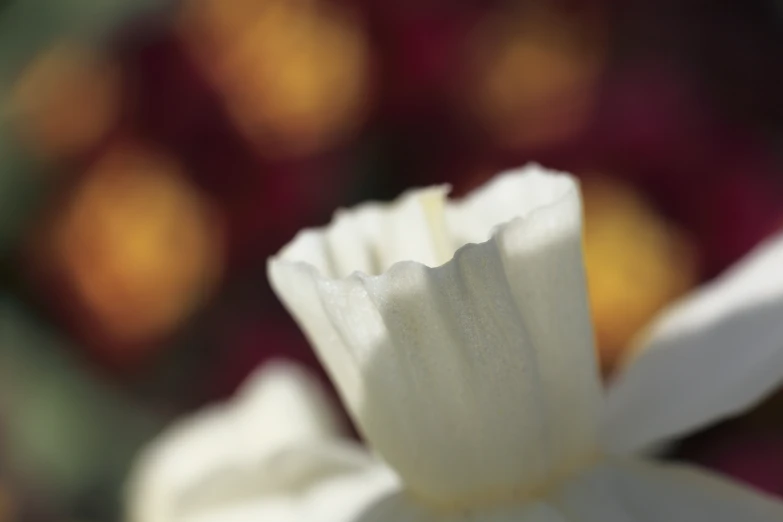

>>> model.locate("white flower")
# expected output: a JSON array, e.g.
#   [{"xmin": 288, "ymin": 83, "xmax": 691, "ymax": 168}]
[{"xmin": 128, "ymin": 165, "xmax": 783, "ymax": 521}]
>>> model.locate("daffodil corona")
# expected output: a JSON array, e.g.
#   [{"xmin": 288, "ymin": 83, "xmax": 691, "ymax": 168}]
[{"xmin": 129, "ymin": 165, "xmax": 783, "ymax": 522}]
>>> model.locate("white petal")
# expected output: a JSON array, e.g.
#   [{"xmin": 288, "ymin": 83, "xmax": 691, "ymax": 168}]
[
  {"xmin": 126, "ymin": 360, "xmax": 346, "ymax": 522},
  {"xmin": 175, "ymin": 457, "xmax": 783, "ymax": 522},
  {"xmin": 180, "ymin": 455, "xmax": 577, "ymax": 522},
  {"xmin": 446, "ymin": 165, "xmax": 583, "ymax": 246},
  {"xmin": 555, "ymin": 459, "xmax": 783, "ymax": 522},
  {"xmin": 268, "ymin": 165, "xmax": 603, "ymax": 507},
  {"xmin": 282, "ymin": 185, "xmax": 453, "ymax": 279},
  {"xmin": 602, "ymin": 231, "xmax": 783, "ymax": 453},
  {"xmin": 183, "ymin": 458, "xmax": 400, "ymax": 522}
]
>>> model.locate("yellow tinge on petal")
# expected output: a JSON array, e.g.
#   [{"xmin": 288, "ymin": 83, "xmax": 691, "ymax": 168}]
[{"xmin": 419, "ymin": 189, "xmax": 453, "ymax": 267}]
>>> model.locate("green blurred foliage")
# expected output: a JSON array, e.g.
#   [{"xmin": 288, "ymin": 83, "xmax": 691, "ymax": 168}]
[{"xmin": 0, "ymin": 297, "xmax": 165, "ymax": 513}]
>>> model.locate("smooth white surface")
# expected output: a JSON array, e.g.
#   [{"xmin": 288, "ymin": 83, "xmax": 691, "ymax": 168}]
[
  {"xmin": 269, "ymin": 166, "xmax": 602, "ymax": 506},
  {"xmin": 126, "ymin": 361, "xmax": 350, "ymax": 522},
  {"xmin": 177, "ymin": 457, "xmax": 783, "ymax": 522},
  {"xmin": 603, "ymin": 230, "xmax": 783, "ymax": 453}
]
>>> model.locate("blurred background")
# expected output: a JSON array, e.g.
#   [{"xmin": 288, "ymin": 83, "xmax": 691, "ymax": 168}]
[{"xmin": 1, "ymin": 0, "xmax": 783, "ymax": 520}]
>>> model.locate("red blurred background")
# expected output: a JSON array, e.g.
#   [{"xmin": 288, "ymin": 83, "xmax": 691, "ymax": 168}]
[{"xmin": 1, "ymin": 1, "xmax": 783, "ymax": 520}]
